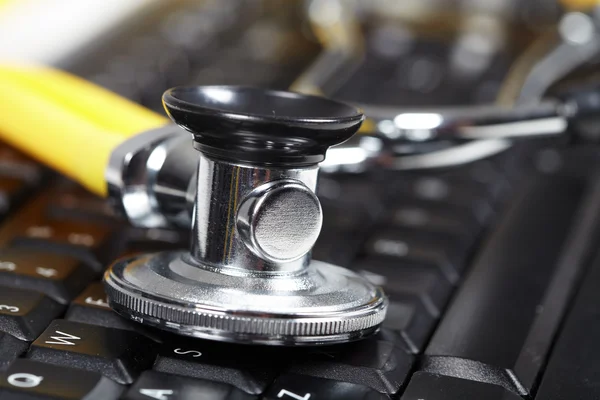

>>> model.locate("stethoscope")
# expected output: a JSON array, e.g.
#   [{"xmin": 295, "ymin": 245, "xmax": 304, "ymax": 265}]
[{"xmin": 1, "ymin": 3, "xmax": 600, "ymax": 347}]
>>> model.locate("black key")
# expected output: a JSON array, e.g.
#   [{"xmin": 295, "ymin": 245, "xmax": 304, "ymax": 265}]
[
  {"xmin": 0, "ymin": 144, "xmax": 44, "ymax": 183},
  {"xmin": 0, "ymin": 249, "xmax": 94, "ymax": 304},
  {"xmin": 27, "ymin": 319, "xmax": 157, "ymax": 384},
  {"xmin": 11, "ymin": 218, "xmax": 116, "ymax": 272},
  {"xmin": 485, "ymin": 140, "xmax": 537, "ymax": 178},
  {"xmin": 66, "ymin": 282, "xmax": 137, "ymax": 331},
  {"xmin": 125, "ymin": 227, "xmax": 190, "ymax": 254},
  {"xmin": 400, "ymin": 372, "xmax": 523, "ymax": 400},
  {"xmin": 388, "ymin": 175, "xmax": 494, "ymax": 224},
  {"xmin": 289, "ymin": 330, "xmax": 413, "ymax": 395},
  {"xmin": 313, "ymin": 203, "xmax": 377, "ymax": 267},
  {"xmin": 320, "ymin": 201, "xmax": 376, "ymax": 233},
  {"xmin": 438, "ymin": 159, "xmax": 512, "ymax": 202},
  {"xmin": 382, "ymin": 300, "xmax": 436, "ymax": 354},
  {"xmin": 47, "ymin": 181, "xmax": 120, "ymax": 224},
  {"xmin": 314, "ymin": 177, "xmax": 384, "ymax": 267},
  {"xmin": 124, "ymin": 371, "xmax": 255, "ymax": 400},
  {"xmin": 0, "ymin": 332, "xmax": 27, "ymax": 371},
  {"xmin": 364, "ymin": 229, "xmax": 466, "ymax": 284},
  {"xmin": 153, "ymin": 336, "xmax": 280, "ymax": 395},
  {"xmin": 0, "ymin": 176, "xmax": 33, "ymax": 216},
  {"xmin": 317, "ymin": 176, "xmax": 385, "ymax": 214},
  {"xmin": 0, "ymin": 286, "xmax": 64, "ymax": 341},
  {"xmin": 264, "ymin": 373, "xmax": 389, "ymax": 400},
  {"xmin": 312, "ymin": 229, "xmax": 363, "ymax": 268},
  {"xmin": 14, "ymin": 219, "xmax": 113, "ymax": 250},
  {"xmin": 385, "ymin": 202, "xmax": 480, "ymax": 245},
  {"xmin": 536, "ymin": 248, "xmax": 600, "ymax": 399},
  {"xmin": 422, "ymin": 174, "xmax": 587, "ymax": 395},
  {"xmin": 352, "ymin": 258, "xmax": 452, "ymax": 317},
  {"xmin": 0, "ymin": 359, "xmax": 123, "ymax": 399}
]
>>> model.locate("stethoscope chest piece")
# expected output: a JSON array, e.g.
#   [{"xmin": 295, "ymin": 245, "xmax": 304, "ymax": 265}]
[{"xmin": 103, "ymin": 85, "xmax": 388, "ymax": 346}]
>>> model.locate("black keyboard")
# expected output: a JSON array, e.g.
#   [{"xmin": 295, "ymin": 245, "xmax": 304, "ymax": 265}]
[
  {"xmin": 0, "ymin": 136, "xmax": 599, "ymax": 399},
  {"xmin": 3, "ymin": 2, "xmax": 599, "ymax": 399}
]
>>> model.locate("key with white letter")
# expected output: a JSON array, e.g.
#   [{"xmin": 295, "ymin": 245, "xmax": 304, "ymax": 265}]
[
  {"xmin": 0, "ymin": 249, "xmax": 93, "ymax": 304},
  {"xmin": 123, "ymin": 371, "xmax": 255, "ymax": 400},
  {"xmin": 263, "ymin": 374, "xmax": 389, "ymax": 399},
  {"xmin": 0, "ymin": 359, "xmax": 123, "ymax": 399},
  {"xmin": 65, "ymin": 282, "xmax": 138, "ymax": 332},
  {"xmin": 0, "ymin": 286, "xmax": 63, "ymax": 341},
  {"xmin": 28, "ymin": 320, "xmax": 158, "ymax": 384},
  {"xmin": 153, "ymin": 337, "xmax": 282, "ymax": 395}
]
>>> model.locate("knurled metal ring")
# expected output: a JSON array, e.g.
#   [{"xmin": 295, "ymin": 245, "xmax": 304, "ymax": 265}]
[{"xmin": 103, "ymin": 251, "xmax": 388, "ymax": 346}]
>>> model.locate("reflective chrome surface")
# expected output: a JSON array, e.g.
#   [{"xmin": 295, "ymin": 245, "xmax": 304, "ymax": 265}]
[
  {"xmin": 236, "ymin": 179, "xmax": 322, "ymax": 264},
  {"xmin": 191, "ymin": 155, "xmax": 320, "ymax": 274},
  {"xmin": 359, "ymin": 99, "xmax": 570, "ymax": 142},
  {"xmin": 104, "ymin": 251, "xmax": 387, "ymax": 346},
  {"xmin": 104, "ymin": 105, "xmax": 388, "ymax": 345},
  {"xmin": 106, "ymin": 124, "xmax": 197, "ymax": 229}
]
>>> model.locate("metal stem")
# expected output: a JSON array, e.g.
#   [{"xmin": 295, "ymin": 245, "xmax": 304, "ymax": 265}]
[{"xmin": 190, "ymin": 154, "xmax": 319, "ymax": 275}]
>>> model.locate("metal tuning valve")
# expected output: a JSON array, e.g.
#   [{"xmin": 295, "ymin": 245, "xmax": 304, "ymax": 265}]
[{"xmin": 103, "ymin": 86, "xmax": 388, "ymax": 346}]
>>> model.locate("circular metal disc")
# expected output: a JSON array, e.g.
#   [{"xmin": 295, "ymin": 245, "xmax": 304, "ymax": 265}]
[
  {"xmin": 236, "ymin": 179, "xmax": 323, "ymax": 263},
  {"xmin": 103, "ymin": 251, "xmax": 388, "ymax": 346}
]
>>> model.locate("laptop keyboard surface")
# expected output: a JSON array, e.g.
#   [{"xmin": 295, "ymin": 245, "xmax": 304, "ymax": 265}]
[{"xmin": 0, "ymin": 139, "xmax": 598, "ymax": 399}]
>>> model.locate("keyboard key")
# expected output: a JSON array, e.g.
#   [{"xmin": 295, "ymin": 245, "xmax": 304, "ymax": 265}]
[
  {"xmin": 65, "ymin": 282, "xmax": 137, "ymax": 331},
  {"xmin": 124, "ymin": 371, "xmax": 255, "ymax": 400},
  {"xmin": 388, "ymin": 176, "xmax": 494, "ymax": 224},
  {"xmin": 11, "ymin": 219, "xmax": 116, "ymax": 272},
  {"xmin": 317, "ymin": 176, "xmax": 385, "ymax": 215},
  {"xmin": 0, "ymin": 286, "xmax": 64, "ymax": 341},
  {"xmin": 0, "ymin": 249, "xmax": 94, "ymax": 304},
  {"xmin": 0, "ymin": 332, "xmax": 27, "ymax": 371},
  {"xmin": 314, "ymin": 178, "xmax": 384, "ymax": 267},
  {"xmin": 264, "ymin": 373, "xmax": 389, "ymax": 400},
  {"xmin": 0, "ymin": 359, "xmax": 123, "ymax": 399},
  {"xmin": 382, "ymin": 300, "xmax": 436, "ymax": 354},
  {"xmin": 0, "ymin": 176, "xmax": 34, "ymax": 216},
  {"xmin": 400, "ymin": 372, "xmax": 523, "ymax": 400},
  {"xmin": 15, "ymin": 219, "xmax": 113, "ymax": 250},
  {"xmin": 313, "ymin": 200, "xmax": 379, "ymax": 267},
  {"xmin": 0, "ymin": 145, "xmax": 44, "ymax": 183},
  {"xmin": 423, "ymin": 175, "xmax": 586, "ymax": 395},
  {"xmin": 488, "ymin": 141, "xmax": 532, "ymax": 179},
  {"xmin": 289, "ymin": 330, "xmax": 413, "ymax": 395},
  {"xmin": 46, "ymin": 181, "xmax": 120, "ymax": 224},
  {"xmin": 321, "ymin": 204, "xmax": 373, "ymax": 232},
  {"xmin": 364, "ymin": 229, "xmax": 466, "ymax": 284},
  {"xmin": 125, "ymin": 227, "xmax": 190, "ymax": 254},
  {"xmin": 438, "ymin": 160, "xmax": 512, "ymax": 201},
  {"xmin": 312, "ymin": 229, "xmax": 363, "ymax": 268},
  {"xmin": 28, "ymin": 319, "xmax": 158, "ymax": 384},
  {"xmin": 385, "ymin": 202, "xmax": 480, "ymax": 244},
  {"xmin": 0, "ymin": 189, "xmax": 120, "ymax": 271},
  {"xmin": 153, "ymin": 336, "xmax": 280, "ymax": 395},
  {"xmin": 536, "ymin": 246, "xmax": 600, "ymax": 399},
  {"xmin": 352, "ymin": 258, "xmax": 452, "ymax": 317}
]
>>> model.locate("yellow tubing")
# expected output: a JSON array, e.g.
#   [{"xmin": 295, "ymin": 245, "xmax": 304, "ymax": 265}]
[
  {"xmin": 0, "ymin": 76, "xmax": 124, "ymax": 197},
  {"xmin": 0, "ymin": 65, "xmax": 167, "ymax": 137},
  {"xmin": 559, "ymin": 0, "xmax": 600, "ymax": 9}
]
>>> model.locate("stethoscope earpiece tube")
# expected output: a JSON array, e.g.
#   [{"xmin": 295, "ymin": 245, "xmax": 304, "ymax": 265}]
[{"xmin": 0, "ymin": 65, "xmax": 168, "ymax": 198}]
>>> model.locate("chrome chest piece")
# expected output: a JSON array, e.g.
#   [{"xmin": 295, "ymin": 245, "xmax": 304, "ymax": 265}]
[{"xmin": 103, "ymin": 86, "xmax": 388, "ymax": 346}]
